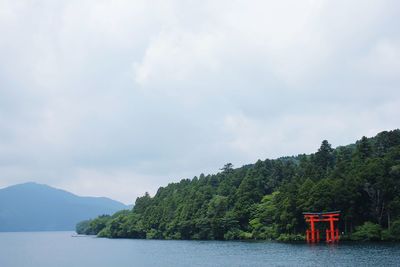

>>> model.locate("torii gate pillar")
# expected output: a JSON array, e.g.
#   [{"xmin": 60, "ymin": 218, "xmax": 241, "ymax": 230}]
[{"xmin": 303, "ymin": 211, "xmax": 340, "ymax": 243}]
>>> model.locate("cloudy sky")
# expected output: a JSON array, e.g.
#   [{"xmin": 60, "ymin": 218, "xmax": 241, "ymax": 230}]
[{"xmin": 0, "ymin": 0, "xmax": 399, "ymax": 204}]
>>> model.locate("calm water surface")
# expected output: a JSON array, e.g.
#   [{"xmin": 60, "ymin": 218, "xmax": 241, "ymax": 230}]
[{"xmin": 0, "ymin": 231, "xmax": 399, "ymax": 266}]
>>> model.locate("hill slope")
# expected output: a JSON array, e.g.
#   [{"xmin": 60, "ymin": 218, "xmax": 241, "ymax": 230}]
[
  {"xmin": 0, "ymin": 182, "xmax": 128, "ymax": 231},
  {"xmin": 78, "ymin": 129, "xmax": 400, "ymax": 241}
]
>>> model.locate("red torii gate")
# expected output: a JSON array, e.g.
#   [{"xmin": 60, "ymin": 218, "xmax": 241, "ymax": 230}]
[{"xmin": 303, "ymin": 211, "xmax": 340, "ymax": 243}]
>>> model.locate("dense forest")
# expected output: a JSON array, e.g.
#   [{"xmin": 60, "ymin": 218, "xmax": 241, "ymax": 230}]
[{"xmin": 77, "ymin": 130, "xmax": 400, "ymax": 241}]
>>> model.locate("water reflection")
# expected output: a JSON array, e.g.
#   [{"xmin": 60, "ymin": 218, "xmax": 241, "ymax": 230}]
[{"xmin": 0, "ymin": 232, "xmax": 399, "ymax": 267}]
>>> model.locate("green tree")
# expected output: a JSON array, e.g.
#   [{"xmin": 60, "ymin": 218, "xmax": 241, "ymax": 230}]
[
  {"xmin": 315, "ymin": 140, "xmax": 334, "ymax": 172},
  {"xmin": 75, "ymin": 129, "xmax": 400, "ymax": 242}
]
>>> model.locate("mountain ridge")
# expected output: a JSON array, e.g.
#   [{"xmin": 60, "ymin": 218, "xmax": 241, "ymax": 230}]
[
  {"xmin": 0, "ymin": 182, "xmax": 129, "ymax": 232},
  {"xmin": 77, "ymin": 129, "xmax": 400, "ymax": 241}
]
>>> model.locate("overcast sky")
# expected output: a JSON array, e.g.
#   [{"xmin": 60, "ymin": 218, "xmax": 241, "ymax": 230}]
[{"xmin": 0, "ymin": 0, "xmax": 399, "ymax": 204}]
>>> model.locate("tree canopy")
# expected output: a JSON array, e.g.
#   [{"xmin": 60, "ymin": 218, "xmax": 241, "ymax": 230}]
[{"xmin": 77, "ymin": 129, "xmax": 400, "ymax": 241}]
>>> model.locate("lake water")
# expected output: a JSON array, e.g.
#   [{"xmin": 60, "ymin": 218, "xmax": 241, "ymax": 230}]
[{"xmin": 0, "ymin": 232, "xmax": 399, "ymax": 267}]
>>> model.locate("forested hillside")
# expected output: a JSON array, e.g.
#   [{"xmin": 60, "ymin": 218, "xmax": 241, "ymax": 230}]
[{"xmin": 77, "ymin": 130, "xmax": 400, "ymax": 241}]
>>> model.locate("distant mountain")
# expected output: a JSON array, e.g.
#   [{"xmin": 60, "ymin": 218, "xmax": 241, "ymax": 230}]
[{"xmin": 0, "ymin": 182, "xmax": 129, "ymax": 232}]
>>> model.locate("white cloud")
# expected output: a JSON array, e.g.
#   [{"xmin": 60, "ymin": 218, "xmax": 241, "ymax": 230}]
[
  {"xmin": 356, "ymin": 39, "xmax": 400, "ymax": 78},
  {"xmin": 223, "ymin": 98, "xmax": 400, "ymax": 161},
  {"xmin": 133, "ymin": 30, "xmax": 222, "ymax": 86},
  {"xmin": 0, "ymin": 0, "xmax": 399, "ymax": 203},
  {"xmin": 58, "ymin": 168, "xmax": 165, "ymax": 204}
]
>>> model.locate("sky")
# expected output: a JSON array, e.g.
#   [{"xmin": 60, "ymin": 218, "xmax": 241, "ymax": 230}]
[{"xmin": 0, "ymin": 0, "xmax": 399, "ymax": 204}]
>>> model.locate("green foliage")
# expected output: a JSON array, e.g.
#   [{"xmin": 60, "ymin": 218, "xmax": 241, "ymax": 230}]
[
  {"xmin": 89, "ymin": 215, "xmax": 111, "ymax": 235},
  {"xmin": 351, "ymin": 222, "xmax": 382, "ymax": 241},
  {"xmin": 76, "ymin": 129, "xmax": 400, "ymax": 242},
  {"xmin": 75, "ymin": 215, "xmax": 112, "ymax": 235},
  {"xmin": 390, "ymin": 219, "xmax": 400, "ymax": 238},
  {"xmin": 76, "ymin": 220, "xmax": 92, "ymax": 235},
  {"xmin": 382, "ymin": 219, "xmax": 400, "ymax": 241},
  {"xmin": 276, "ymin": 233, "xmax": 305, "ymax": 242}
]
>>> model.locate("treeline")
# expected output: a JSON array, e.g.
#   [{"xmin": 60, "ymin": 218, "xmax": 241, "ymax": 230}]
[{"xmin": 77, "ymin": 130, "xmax": 400, "ymax": 241}]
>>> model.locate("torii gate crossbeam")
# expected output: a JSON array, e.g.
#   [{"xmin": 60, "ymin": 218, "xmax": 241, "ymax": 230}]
[{"xmin": 303, "ymin": 211, "xmax": 340, "ymax": 243}]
